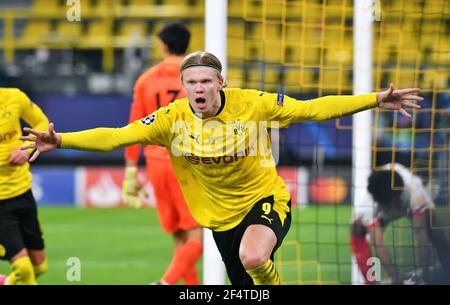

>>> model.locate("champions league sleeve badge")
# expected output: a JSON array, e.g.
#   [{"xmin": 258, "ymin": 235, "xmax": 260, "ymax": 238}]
[{"xmin": 141, "ymin": 113, "xmax": 156, "ymax": 126}]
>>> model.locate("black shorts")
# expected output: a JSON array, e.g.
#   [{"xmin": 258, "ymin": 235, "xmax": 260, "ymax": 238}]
[
  {"xmin": 212, "ymin": 195, "xmax": 292, "ymax": 285},
  {"xmin": 0, "ymin": 189, "xmax": 45, "ymax": 261}
]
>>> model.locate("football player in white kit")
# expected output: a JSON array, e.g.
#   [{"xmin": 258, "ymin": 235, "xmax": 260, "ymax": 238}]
[{"xmin": 350, "ymin": 163, "xmax": 450, "ymax": 284}]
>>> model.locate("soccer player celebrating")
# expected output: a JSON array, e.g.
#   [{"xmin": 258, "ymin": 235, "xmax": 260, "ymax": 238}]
[
  {"xmin": 350, "ymin": 163, "xmax": 450, "ymax": 285},
  {"xmin": 0, "ymin": 88, "xmax": 49, "ymax": 285},
  {"xmin": 20, "ymin": 51, "xmax": 422, "ymax": 285},
  {"xmin": 122, "ymin": 22, "xmax": 203, "ymax": 285}
]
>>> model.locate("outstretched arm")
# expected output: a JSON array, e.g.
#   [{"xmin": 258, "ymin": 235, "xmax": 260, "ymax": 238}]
[
  {"xmin": 20, "ymin": 119, "xmax": 159, "ymax": 162},
  {"xmin": 262, "ymin": 84, "xmax": 423, "ymax": 125}
]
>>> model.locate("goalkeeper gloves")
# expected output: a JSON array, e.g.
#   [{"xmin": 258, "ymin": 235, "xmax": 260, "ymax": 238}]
[{"xmin": 122, "ymin": 166, "xmax": 147, "ymax": 209}]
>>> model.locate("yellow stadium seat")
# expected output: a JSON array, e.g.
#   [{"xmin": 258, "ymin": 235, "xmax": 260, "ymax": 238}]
[
  {"xmin": 128, "ymin": 0, "xmax": 152, "ymax": 6},
  {"xmin": 421, "ymin": 70, "xmax": 449, "ymax": 90},
  {"xmin": 31, "ymin": 0, "xmax": 67, "ymax": 16},
  {"xmin": 286, "ymin": 1, "xmax": 303, "ymax": 19},
  {"xmin": 263, "ymin": 41, "xmax": 283, "ymax": 63},
  {"xmin": 325, "ymin": 48, "xmax": 352, "ymax": 65},
  {"xmin": 228, "ymin": 0, "xmax": 243, "ymax": 17},
  {"xmin": 227, "ymin": 38, "xmax": 245, "ymax": 60},
  {"xmin": 245, "ymin": 41, "xmax": 263, "ymax": 61},
  {"xmin": 80, "ymin": 21, "xmax": 112, "ymax": 48},
  {"xmin": 187, "ymin": 22, "xmax": 204, "ymax": 52},
  {"xmin": 243, "ymin": 0, "xmax": 263, "ymax": 21},
  {"xmin": 56, "ymin": 22, "xmax": 83, "ymax": 37},
  {"xmin": 300, "ymin": 46, "xmax": 320, "ymax": 65},
  {"xmin": 226, "ymin": 67, "xmax": 244, "ymax": 88},
  {"xmin": 320, "ymin": 68, "xmax": 351, "ymax": 91},
  {"xmin": 32, "ymin": 0, "xmax": 60, "ymax": 11},
  {"xmin": 285, "ymin": 68, "xmax": 316, "ymax": 91},
  {"xmin": 264, "ymin": 69, "xmax": 280, "ymax": 91},
  {"xmin": 162, "ymin": 0, "xmax": 190, "ymax": 5},
  {"xmin": 116, "ymin": 22, "xmax": 148, "ymax": 48},
  {"xmin": 228, "ymin": 22, "xmax": 245, "ymax": 39},
  {"xmin": 284, "ymin": 45, "xmax": 300, "ymax": 65},
  {"xmin": 264, "ymin": 1, "xmax": 283, "ymax": 19},
  {"xmin": 17, "ymin": 21, "xmax": 51, "ymax": 48}
]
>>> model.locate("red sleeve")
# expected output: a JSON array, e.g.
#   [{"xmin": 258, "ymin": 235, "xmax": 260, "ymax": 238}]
[
  {"xmin": 365, "ymin": 218, "xmax": 381, "ymax": 229},
  {"xmin": 124, "ymin": 75, "xmax": 152, "ymax": 162}
]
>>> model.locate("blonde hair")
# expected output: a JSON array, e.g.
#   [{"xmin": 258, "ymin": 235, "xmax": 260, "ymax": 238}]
[{"xmin": 180, "ymin": 51, "xmax": 227, "ymax": 86}]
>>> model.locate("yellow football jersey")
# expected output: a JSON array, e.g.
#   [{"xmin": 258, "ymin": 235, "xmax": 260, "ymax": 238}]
[
  {"xmin": 0, "ymin": 88, "xmax": 49, "ymax": 200},
  {"xmin": 62, "ymin": 88, "xmax": 377, "ymax": 230}
]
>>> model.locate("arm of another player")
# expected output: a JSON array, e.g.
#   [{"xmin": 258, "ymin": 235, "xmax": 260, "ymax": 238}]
[
  {"xmin": 10, "ymin": 92, "xmax": 50, "ymax": 165},
  {"xmin": 368, "ymin": 224, "xmax": 402, "ymax": 284},
  {"xmin": 411, "ymin": 212, "xmax": 431, "ymax": 282}
]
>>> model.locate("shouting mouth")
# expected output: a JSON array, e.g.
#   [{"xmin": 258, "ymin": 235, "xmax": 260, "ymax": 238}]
[{"xmin": 195, "ymin": 98, "xmax": 206, "ymax": 110}]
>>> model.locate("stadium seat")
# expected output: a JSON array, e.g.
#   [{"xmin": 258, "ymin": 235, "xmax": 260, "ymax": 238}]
[
  {"xmin": 320, "ymin": 68, "xmax": 351, "ymax": 91},
  {"xmin": 56, "ymin": 22, "xmax": 83, "ymax": 38},
  {"xmin": 128, "ymin": 0, "xmax": 153, "ymax": 5},
  {"xmin": 227, "ymin": 38, "xmax": 245, "ymax": 60},
  {"xmin": 17, "ymin": 21, "xmax": 51, "ymax": 48},
  {"xmin": 263, "ymin": 41, "xmax": 283, "ymax": 63},
  {"xmin": 242, "ymin": 0, "xmax": 263, "ymax": 21},
  {"xmin": 79, "ymin": 21, "xmax": 112, "ymax": 48},
  {"xmin": 226, "ymin": 67, "xmax": 244, "ymax": 88},
  {"xmin": 263, "ymin": 69, "xmax": 280, "ymax": 91},
  {"xmin": 116, "ymin": 21, "xmax": 148, "ymax": 47},
  {"xmin": 31, "ymin": 0, "xmax": 61, "ymax": 14},
  {"xmin": 51, "ymin": 21, "xmax": 83, "ymax": 47},
  {"xmin": 228, "ymin": 22, "xmax": 245, "ymax": 39},
  {"xmin": 285, "ymin": 68, "xmax": 316, "ymax": 92},
  {"xmin": 186, "ymin": 21, "xmax": 204, "ymax": 52},
  {"xmin": 228, "ymin": 0, "xmax": 243, "ymax": 17}
]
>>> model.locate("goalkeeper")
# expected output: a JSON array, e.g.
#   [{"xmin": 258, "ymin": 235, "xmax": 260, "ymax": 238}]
[
  {"xmin": 350, "ymin": 163, "xmax": 450, "ymax": 284},
  {"xmin": 122, "ymin": 22, "xmax": 202, "ymax": 285},
  {"xmin": 20, "ymin": 51, "xmax": 422, "ymax": 285}
]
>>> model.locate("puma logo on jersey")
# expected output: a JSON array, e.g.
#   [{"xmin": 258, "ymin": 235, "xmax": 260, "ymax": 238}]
[{"xmin": 261, "ymin": 215, "xmax": 273, "ymax": 224}]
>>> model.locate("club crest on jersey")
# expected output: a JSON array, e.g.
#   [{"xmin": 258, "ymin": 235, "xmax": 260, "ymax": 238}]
[
  {"xmin": 233, "ymin": 121, "xmax": 245, "ymax": 136},
  {"xmin": 141, "ymin": 114, "xmax": 156, "ymax": 126}
]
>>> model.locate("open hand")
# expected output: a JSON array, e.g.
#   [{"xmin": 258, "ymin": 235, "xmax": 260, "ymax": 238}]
[
  {"xmin": 376, "ymin": 84, "xmax": 423, "ymax": 118},
  {"xmin": 20, "ymin": 123, "xmax": 61, "ymax": 162}
]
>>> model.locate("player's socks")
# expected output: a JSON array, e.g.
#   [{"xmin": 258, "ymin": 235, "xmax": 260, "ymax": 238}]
[
  {"xmin": 33, "ymin": 258, "xmax": 48, "ymax": 278},
  {"xmin": 162, "ymin": 239, "xmax": 202, "ymax": 285},
  {"xmin": 8, "ymin": 256, "xmax": 37, "ymax": 285},
  {"xmin": 182, "ymin": 265, "xmax": 199, "ymax": 285},
  {"xmin": 350, "ymin": 235, "xmax": 375, "ymax": 284},
  {"xmin": 246, "ymin": 259, "xmax": 280, "ymax": 285}
]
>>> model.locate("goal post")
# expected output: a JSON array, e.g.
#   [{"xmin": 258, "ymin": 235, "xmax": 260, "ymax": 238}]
[
  {"xmin": 202, "ymin": 0, "xmax": 228, "ymax": 285},
  {"xmin": 351, "ymin": 0, "xmax": 374, "ymax": 285}
]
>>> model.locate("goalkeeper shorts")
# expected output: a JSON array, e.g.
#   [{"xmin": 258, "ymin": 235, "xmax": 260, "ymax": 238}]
[{"xmin": 146, "ymin": 158, "xmax": 199, "ymax": 233}]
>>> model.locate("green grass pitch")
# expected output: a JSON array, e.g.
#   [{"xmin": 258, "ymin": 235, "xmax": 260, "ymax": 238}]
[{"xmin": 4, "ymin": 205, "xmax": 436, "ymax": 284}]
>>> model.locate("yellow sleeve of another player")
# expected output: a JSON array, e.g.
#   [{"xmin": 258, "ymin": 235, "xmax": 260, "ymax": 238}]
[
  {"xmin": 61, "ymin": 107, "xmax": 172, "ymax": 152},
  {"xmin": 18, "ymin": 90, "xmax": 49, "ymax": 132},
  {"xmin": 254, "ymin": 90, "xmax": 377, "ymax": 127},
  {"xmin": 18, "ymin": 90, "xmax": 49, "ymax": 153}
]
